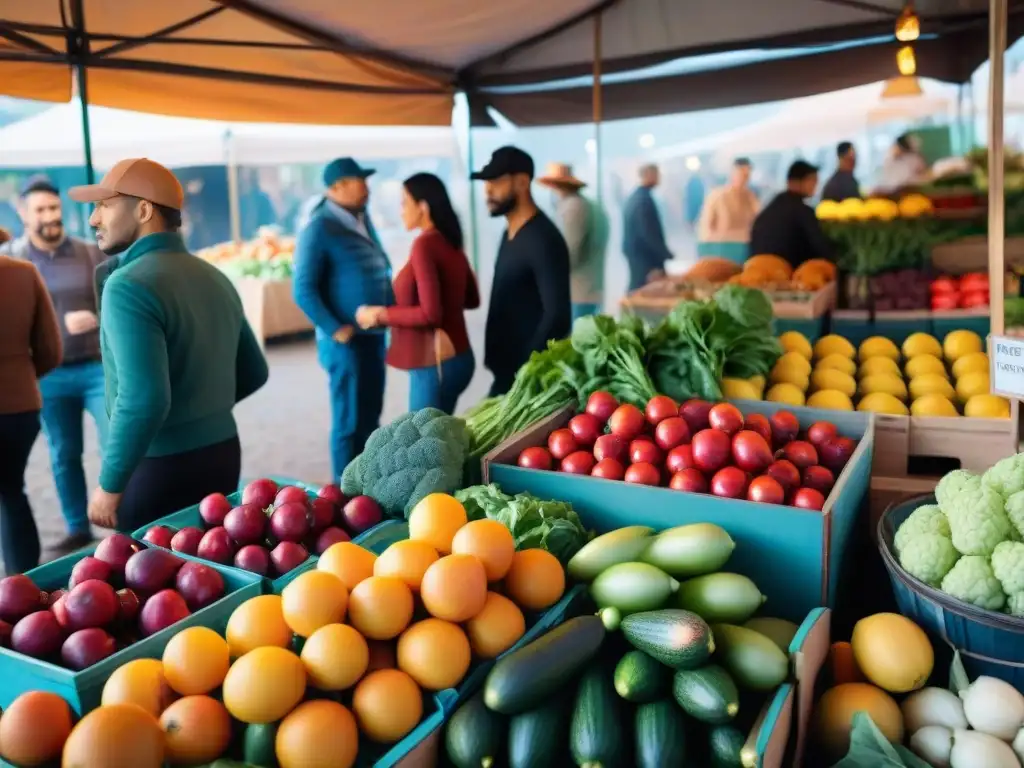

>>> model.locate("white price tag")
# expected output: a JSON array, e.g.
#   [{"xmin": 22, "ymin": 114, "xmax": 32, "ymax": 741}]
[{"xmin": 990, "ymin": 335, "xmax": 1024, "ymax": 399}]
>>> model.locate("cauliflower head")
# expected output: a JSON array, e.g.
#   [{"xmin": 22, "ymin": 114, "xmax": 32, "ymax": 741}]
[
  {"xmin": 898, "ymin": 533, "xmax": 959, "ymax": 587},
  {"xmin": 940, "ymin": 555, "xmax": 1007, "ymax": 611},
  {"xmin": 1007, "ymin": 592, "xmax": 1024, "ymax": 618},
  {"xmin": 1004, "ymin": 490, "xmax": 1024, "ymax": 540},
  {"xmin": 942, "ymin": 484, "xmax": 1013, "ymax": 557},
  {"xmin": 935, "ymin": 469, "xmax": 980, "ymax": 509},
  {"xmin": 982, "ymin": 453, "xmax": 1024, "ymax": 499},
  {"xmin": 894, "ymin": 504, "xmax": 950, "ymax": 554},
  {"xmin": 991, "ymin": 540, "xmax": 1024, "ymax": 595}
]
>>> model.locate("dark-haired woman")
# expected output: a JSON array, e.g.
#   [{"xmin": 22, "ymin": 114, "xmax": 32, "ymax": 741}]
[{"xmin": 356, "ymin": 173, "xmax": 479, "ymax": 414}]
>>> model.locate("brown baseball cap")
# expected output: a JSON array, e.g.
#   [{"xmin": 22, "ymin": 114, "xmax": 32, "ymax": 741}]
[{"xmin": 69, "ymin": 158, "xmax": 184, "ymax": 210}]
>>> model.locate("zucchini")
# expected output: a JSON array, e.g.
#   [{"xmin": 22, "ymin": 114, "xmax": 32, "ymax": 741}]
[
  {"xmin": 635, "ymin": 699, "xmax": 688, "ymax": 767},
  {"xmin": 445, "ymin": 692, "xmax": 506, "ymax": 768},
  {"xmin": 613, "ymin": 650, "xmax": 668, "ymax": 703},
  {"xmin": 675, "ymin": 573, "xmax": 766, "ymax": 624},
  {"xmin": 570, "ymin": 663, "xmax": 626, "ymax": 768},
  {"xmin": 508, "ymin": 695, "xmax": 568, "ymax": 768},
  {"xmin": 590, "ymin": 562, "xmax": 679, "ymax": 615},
  {"xmin": 484, "ymin": 615, "xmax": 605, "ymax": 715},
  {"xmin": 708, "ymin": 724, "xmax": 746, "ymax": 767},
  {"xmin": 620, "ymin": 609, "xmax": 714, "ymax": 670},
  {"xmin": 567, "ymin": 526, "xmax": 655, "ymax": 582},
  {"xmin": 242, "ymin": 722, "xmax": 277, "ymax": 767},
  {"xmin": 672, "ymin": 665, "xmax": 740, "ymax": 724},
  {"xmin": 743, "ymin": 617, "xmax": 799, "ymax": 653},
  {"xmin": 711, "ymin": 623, "xmax": 790, "ymax": 691},
  {"xmin": 641, "ymin": 523, "xmax": 735, "ymax": 577}
]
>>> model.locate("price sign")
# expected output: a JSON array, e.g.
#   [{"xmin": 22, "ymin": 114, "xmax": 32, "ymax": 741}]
[{"xmin": 990, "ymin": 335, "xmax": 1024, "ymax": 399}]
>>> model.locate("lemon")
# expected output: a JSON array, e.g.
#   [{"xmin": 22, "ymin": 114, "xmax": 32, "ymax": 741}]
[
  {"xmin": 908, "ymin": 374, "xmax": 956, "ymax": 401},
  {"xmin": 902, "ymin": 333, "xmax": 943, "ymax": 360},
  {"xmin": 859, "ymin": 357, "xmax": 902, "ymax": 379},
  {"xmin": 778, "ymin": 331, "xmax": 813, "ymax": 360},
  {"xmin": 904, "ymin": 354, "xmax": 946, "ymax": 380},
  {"xmin": 955, "ymin": 370, "xmax": 990, "ymax": 401},
  {"xmin": 810, "ymin": 369, "xmax": 856, "ymax": 398},
  {"xmin": 814, "ymin": 334, "xmax": 856, "ymax": 360},
  {"xmin": 910, "ymin": 394, "xmax": 959, "ymax": 417},
  {"xmin": 816, "ymin": 354, "xmax": 857, "ymax": 377},
  {"xmin": 964, "ymin": 394, "xmax": 1011, "ymax": 419},
  {"xmin": 859, "ymin": 374, "xmax": 908, "ymax": 401},
  {"xmin": 748, "ymin": 374, "xmax": 766, "ymax": 391},
  {"xmin": 857, "ymin": 392, "xmax": 910, "ymax": 416},
  {"xmin": 769, "ymin": 368, "xmax": 809, "ymax": 391},
  {"xmin": 859, "ymin": 336, "xmax": 901, "ymax": 362},
  {"xmin": 772, "ymin": 351, "xmax": 812, "ymax": 377},
  {"xmin": 806, "ymin": 390, "xmax": 854, "ymax": 411},
  {"xmin": 943, "ymin": 330, "xmax": 983, "ymax": 362},
  {"xmin": 951, "ymin": 351, "xmax": 989, "ymax": 380},
  {"xmin": 722, "ymin": 378, "xmax": 761, "ymax": 400},
  {"xmin": 766, "ymin": 383, "xmax": 806, "ymax": 406}
]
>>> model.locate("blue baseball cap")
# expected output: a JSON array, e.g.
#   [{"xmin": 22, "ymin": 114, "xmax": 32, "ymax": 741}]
[{"xmin": 323, "ymin": 157, "xmax": 375, "ymax": 187}]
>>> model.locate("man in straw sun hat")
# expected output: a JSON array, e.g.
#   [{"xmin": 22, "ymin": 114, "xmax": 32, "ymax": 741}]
[
  {"xmin": 69, "ymin": 158, "xmax": 268, "ymax": 533},
  {"xmin": 538, "ymin": 162, "xmax": 609, "ymax": 322}
]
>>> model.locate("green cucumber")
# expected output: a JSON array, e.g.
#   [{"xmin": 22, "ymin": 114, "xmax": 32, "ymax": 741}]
[
  {"xmin": 567, "ymin": 525, "xmax": 655, "ymax": 582},
  {"xmin": 635, "ymin": 699, "xmax": 688, "ymax": 767},
  {"xmin": 613, "ymin": 650, "xmax": 668, "ymax": 703},
  {"xmin": 620, "ymin": 609, "xmax": 714, "ymax": 670},
  {"xmin": 242, "ymin": 722, "xmax": 277, "ymax": 767},
  {"xmin": 508, "ymin": 696, "xmax": 568, "ymax": 768},
  {"xmin": 672, "ymin": 665, "xmax": 740, "ymax": 724},
  {"xmin": 485, "ymin": 615, "xmax": 605, "ymax": 715},
  {"xmin": 676, "ymin": 573, "xmax": 766, "ymax": 624},
  {"xmin": 641, "ymin": 523, "xmax": 735, "ymax": 578},
  {"xmin": 570, "ymin": 663, "xmax": 626, "ymax": 768},
  {"xmin": 743, "ymin": 617, "xmax": 799, "ymax": 653},
  {"xmin": 445, "ymin": 692, "xmax": 505, "ymax": 768},
  {"xmin": 590, "ymin": 562, "xmax": 678, "ymax": 615},
  {"xmin": 711, "ymin": 623, "xmax": 790, "ymax": 691},
  {"xmin": 708, "ymin": 724, "xmax": 747, "ymax": 767}
]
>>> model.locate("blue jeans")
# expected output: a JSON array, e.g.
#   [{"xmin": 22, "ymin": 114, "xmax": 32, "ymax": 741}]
[
  {"xmin": 572, "ymin": 303, "xmax": 601, "ymax": 322},
  {"xmin": 39, "ymin": 362, "xmax": 108, "ymax": 536},
  {"xmin": 408, "ymin": 350, "xmax": 475, "ymax": 415}
]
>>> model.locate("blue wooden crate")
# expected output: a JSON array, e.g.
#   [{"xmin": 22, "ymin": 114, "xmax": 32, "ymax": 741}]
[
  {"xmin": 486, "ymin": 401, "xmax": 874, "ymax": 623},
  {"xmin": 0, "ymin": 546, "xmax": 261, "ymax": 716},
  {"xmin": 931, "ymin": 310, "xmax": 990, "ymax": 342},
  {"xmin": 359, "ymin": 690, "xmax": 455, "ymax": 768},
  {"xmin": 773, "ymin": 316, "xmax": 826, "ymax": 342},
  {"xmin": 831, "ymin": 310, "xmax": 933, "ymax": 347}
]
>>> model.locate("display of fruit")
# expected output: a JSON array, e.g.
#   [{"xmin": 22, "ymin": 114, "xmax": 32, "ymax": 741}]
[
  {"xmin": 513, "ymin": 392, "xmax": 856, "ymax": 509},
  {"xmin": 930, "ymin": 272, "xmax": 990, "ymax": 311}
]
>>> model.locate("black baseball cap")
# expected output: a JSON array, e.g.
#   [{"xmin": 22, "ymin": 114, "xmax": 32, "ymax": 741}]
[
  {"xmin": 787, "ymin": 160, "xmax": 819, "ymax": 182},
  {"xmin": 20, "ymin": 174, "xmax": 58, "ymax": 197},
  {"xmin": 471, "ymin": 146, "xmax": 535, "ymax": 181}
]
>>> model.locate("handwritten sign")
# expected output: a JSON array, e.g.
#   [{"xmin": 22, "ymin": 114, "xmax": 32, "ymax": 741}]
[{"xmin": 990, "ymin": 335, "xmax": 1024, "ymax": 398}]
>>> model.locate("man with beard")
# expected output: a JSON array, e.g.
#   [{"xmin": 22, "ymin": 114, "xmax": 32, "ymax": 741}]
[
  {"xmin": 473, "ymin": 146, "xmax": 571, "ymax": 396},
  {"xmin": 69, "ymin": 158, "xmax": 268, "ymax": 532},
  {"xmin": 0, "ymin": 176, "xmax": 107, "ymax": 556},
  {"xmin": 293, "ymin": 158, "xmax": 394, "ymax": 479}
]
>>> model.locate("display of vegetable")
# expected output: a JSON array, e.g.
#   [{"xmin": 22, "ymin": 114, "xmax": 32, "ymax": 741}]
[
  {"xmin": 199, "ymin": 229, "xmax": 295, "ymax": 281},
  {"xmin": 930, "ymin": 273, "xmax": 990, "ymax": 311},
  {"xmin": 823, "ymin": 217, "xmax": 965, "ymax": 277},
  {"xmin": 340, "ymin": 407, "xmax": 469, "ymax": 518}
]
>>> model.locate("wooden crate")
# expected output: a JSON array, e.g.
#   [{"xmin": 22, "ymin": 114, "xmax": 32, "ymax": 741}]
[
  {"xmin": 908, "ymin": 407, "xmax": 1019, "ymax": 474},
  {"xmin": 869, "ymin": 475, "xmax": 941, "ymax": 543},
  {"xmin": 870, "ymin": 414, "xmax": 910, "ymax": 477},
  {"xmin": 235, "ymin": 277, "xmax": 313, "ymax": 347},
  {"xmin": 620, "ymin": 280, "xmax": 836, "ymax": 320},
  {"xmin": 772, "ymin": 281, "xmax": 837, "ymax": 319}
]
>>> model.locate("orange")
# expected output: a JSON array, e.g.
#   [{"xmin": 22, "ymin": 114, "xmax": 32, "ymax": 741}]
[
  {"xmin": 0, "ymin": 691, "xmax": 72, "ymax": 766},
  {"xmin": 352, "ymin": 669, "xmax": 423, "ymax": 744},
  {"xmin": 408, "ymin": 493, "xmax": 467, "ymax": 554},
  {"xmin": 276, "ymin": 700, "xmax": 358, "ymax": 768},
  {"xmin": 348, "ymin": 576, "xmax": 415, "ymax": 640},
  {"xmin": 366, "ymin": 640, "xmax": 397, "ymax": 673},
  {"xmin": 397, "ymin": 618, "xmax": 471, "ymax": 690},
  {"xmin": 162, "ymin": 626, "xmax": 230, "ymax": 695},
  {"xmin": 281, "ymin": 570, "xmax": 348, "ymax": 638},
  {"xmin": 301, "ymin": 623, "xmax": 369, "ymax": 691},
  {"xmin": 420, "ymin": 554, "xmax": 487, "ymax": 622},
  {"xmin": 317, "ymin": 542, "xmax": 377, "ymax": 591},
  {"xmin": 374, "ymin": 539, "xmax": 438, "ymax": 591},
  {"xmin": 225, "ymin": 595, "xmax": 292, "ymax": 657},
  {"xmin": 101, "ymin": 658, "xmax": 176, "ymax": 717},
  {"xmin": 62, "ymin": 703, "xmax": 164, "ymax": 768},
  {"xmin": 452, "ymin": 520, "xmax": 515, "ymax": 581},
  {"xmin": 160, "ymin": 695, "xmax": 232, "ymax": 765},
  {"xmin": 222, "ymin": 646, "xmax": 307, "ymax": 724},
  {"xmin": 465, "ymin": 592, "xmax": 527, "ymax": 659},
  {"xmin": 504, "ymin": 549, "xmax": 565, "ymax": 611}
]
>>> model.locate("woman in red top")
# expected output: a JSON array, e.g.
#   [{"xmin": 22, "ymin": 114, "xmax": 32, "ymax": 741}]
[{"xmin": 356, "ymin": 173, "xmax": 479, "ymax": 414}]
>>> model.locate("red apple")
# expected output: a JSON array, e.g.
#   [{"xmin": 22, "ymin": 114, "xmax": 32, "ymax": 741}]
[
  {"xmin": 731, "ymin": 430, "xmax": 773, "ymax": 474},
  {"xmin": 765, "ymin": 459, "xmax": 801, "ymax": 493},
  {"xmin": 591, "ymin": 458, "xmax": 625, "ymax": 481},
  {"xmin": 568, "ymin": 413, "xmax": 602, "ymax": 447},
  {"xmin": 744, "ymin": 413, "xmax": 772, "ymax": 444},
  {"xmin": 708, "ymin": 403, "xmax": 744, "ymax": 436},
  {"xmin": 819, "ymin": 436, "xmax": 857, "ymax": 474},
  {"xmin": 561, "ymin": 451, "xmax": 596, "ymax": 475},
  {"xmin": 710, "ymin": 467, "xmax": 748, "ymax": 498},
  {"xmin": 792, "ymin": 487, "xmax": 826, "ymax": 511},
  {"xmin": 679, "ymin": 399, "xmax": 713, "ymax": 434},
  {"xmin": 665, "ymin": 444, "xmax": 698, "ymax": 474},
  {"xmin": 630, "ymin": 439, "xmax": 663, "ymax": 466},
  {"xmin": 747, "ymin": 475, "xmax": 785, "ymax": 505},
  {"xmin": 518, "ymin": 447, "xmax": 553, "ymax": 470},
  {"xmin": 624, "ymin": 462, "xmax": 661, "ymax": 486},
  {"xmin": 802, "ymin": 465, "xmax": 835, "ymax": 496},
  {"xmin": 608, "ymin": 404, "xmax": 646, "ymax": 441},
  {"xmin": 645, "ymin": 395, "xmax": 679, "ymax": 426},
  {"xmin": 780, "ymin": 440, "xmax": 818, "ymax": 471},
  {"xmin": 547, "ymin": 428, "xmax": 579, "ymax": 461},
  {"xmin": 769, "ymin": 410, "xmax": 800, "ymax": 448},
  {"xmin": 669, "ymin": 468, "xmax": 708, "ymax": 493},
  {"xmin": 806, "ymin": 421, "xmax": 838, "ymax": 448},
  {"xmin": 654, "ymin": 417, "xmax": 691, "ymax": 452},
  {"xmin": 585, "ymin": 391, "xmax": 619, "ymax": 423},
  {"xmin": 691, "ymin": 429, "xmax": 731, "ymax": 474},
  {"xmin": 593, "ymin": 434, "xmax": 628, "ymax": 464}
]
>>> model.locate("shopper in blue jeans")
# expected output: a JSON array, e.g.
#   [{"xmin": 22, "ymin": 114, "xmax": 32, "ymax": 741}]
[{"xmin": 1, "ymin": 176, "xmax": 108, "ymax": 556}]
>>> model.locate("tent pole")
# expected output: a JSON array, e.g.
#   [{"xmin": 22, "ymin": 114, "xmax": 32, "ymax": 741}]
[
  {"xmin": 71, "ymin": 0, "xmax": 95, "ymax": 185},
  {"xmin": 593, "ymin": 13, "xmax": 603, "ymax": 205},
  {"xmin": 466, "ymin": 99, "xmax": 479, "ymax": 271},
  {"xmin": 226, "ymin": 132, "xmax": 242, "ymax": 243},
  {"xmin": 989, "ymin": 0, "xmax": 1007, "ymax": 340}
]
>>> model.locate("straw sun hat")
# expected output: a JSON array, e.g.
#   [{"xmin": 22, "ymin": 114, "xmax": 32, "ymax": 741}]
[{"xmin": 537, "ymin": 162, "xmax": 586, "ymax": 189}]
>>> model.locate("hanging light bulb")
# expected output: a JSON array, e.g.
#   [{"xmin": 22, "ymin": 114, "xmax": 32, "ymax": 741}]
[
  {"xmin": 895, "ymin": 2, "xmax": 920, "ymax": 42},
  {"xmin": 896, "ymin": 45, "xmax": 917, "ymax": 76}
]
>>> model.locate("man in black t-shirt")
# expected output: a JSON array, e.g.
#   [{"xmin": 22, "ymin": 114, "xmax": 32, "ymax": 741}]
[
  {"xmin": 473, "ymin": 146, "xmax": 571, "ymax": 396},
  {"xmin": 749, "ymin": 160, "xmax": 833, "ymax": 269}
]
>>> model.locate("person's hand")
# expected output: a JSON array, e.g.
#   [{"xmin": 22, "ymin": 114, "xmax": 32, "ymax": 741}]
[
  {"xmin": 646, "ymin": 268, "xmax": 667, "ymax": 284},
  {"xmin": 88, "ymin": 488, "xmax": 122, "ymax": 529},
  {"xmin": 64, "ymin": 310, "xmax": 99, "ymax": 335},
  {"xmin": 332, "ymin": 325, "xmax": 355, "ymax": 344},
  {"xmin": 355, "ymin": 306, "xmax": 386, "ymax": 330}
]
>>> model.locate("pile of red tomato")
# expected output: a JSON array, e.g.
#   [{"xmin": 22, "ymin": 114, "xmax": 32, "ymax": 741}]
[{"xmin": 930, "ymin": 272, "xmax": 989, "ymax": 311}]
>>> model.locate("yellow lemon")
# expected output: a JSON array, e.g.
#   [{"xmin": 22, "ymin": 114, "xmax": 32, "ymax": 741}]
[
  {"xmin": 951, "ymin": 351, "xmax": 989, "ymax": 380},
  {"xmin": 806, "ymin": 390, "xmax": 854, "ymax": 411},
  {"xmin": 810, "ymin": 369, "xmax": 856, "ymax": 398},
  {"xmin": 910, "ymin": 395, "xmax": 959, "ymax": 417},
  {"xmin": 778, "ymin": 331, "xmax": 813, "ymax": 360},
  {"xmin": 901, "ymin": 333, "xmax": 943, "ymax": 360},
  {"xmin": 943, "ymin": 330, "xmax": 983, "ymax": 362},
  {"xmin": 859, "ymin": 357, "xmax": 902, "ymax": 379},
  {"xmin": 904, "ymin": 355, "xmax": 946, "ymax": 380},
  {"xmin": 857, "ymin": 393, "xmax": 910, "ymax": 416},
  {"xmin": 908, "ymin": 374, "xmax": 956, "ymax": 401},
  {"xmin": 964, "ymin": 394, "xmax": 1011, "ymax": 419},
  {"xmin": 771, "ymin": 352, "xmax": 812, "ymax": 379},
  {"xmin": 859, "ymin": 375, "xmax": 908, "ymax": 401},
  {"xmin": 767, "ymin": 368, "xmax": 808, "ymax": 391},
  {"xmin": 722, "ymin": 378, "xmax": 761, "ymax": 400},
  {"xmin": 816, "ymin": 354, "xmax": 857, "ymax": 377},
  {"xmin": 859, "ymin": 337, "xmax": 901, "ymax": 362},
  {"xmin": 765, "ymin": 383, "xmax": 806, "ymax": 406},
  {"xmin": 748, "ymin": 374, "xmax": 766, "ymax": 391},
  {"xmin": 955, "ymin": 371, "xmax": 990, "ymax": 401},
  {"xmin": 813, "ymin": 335, "xmax": 856, "ymax": 360}
]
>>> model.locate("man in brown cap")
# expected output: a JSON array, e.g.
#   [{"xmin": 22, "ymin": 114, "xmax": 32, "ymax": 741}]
[{"xmin": 69, "ymin": 158, "xmax": 269, "ymax": 532}]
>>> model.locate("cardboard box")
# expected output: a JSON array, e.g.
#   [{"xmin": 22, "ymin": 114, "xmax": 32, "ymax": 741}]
[
  {"xmin": 788, "ymin": 608, "xmax": 832, "ymax": 767},
  {"xmin": 235, "ymin": 277, "xmax": 313, "ymax": 345}
]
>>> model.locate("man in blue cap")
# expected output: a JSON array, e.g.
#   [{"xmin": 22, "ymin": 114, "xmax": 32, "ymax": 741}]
[{"xmin": 293, "ymin": 158, "xmax": 394, "ymax": 481}]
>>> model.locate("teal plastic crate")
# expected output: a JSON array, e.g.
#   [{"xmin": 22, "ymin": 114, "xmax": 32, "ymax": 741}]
[
  {"xmin": 773, "ymin": 316, "xmax": 826, "ymax": 342},
  {"xmin": 486, "ymin": 400, "xmax": 874, "ymax": 624},
  {"xmin": 931, "ymin": 310, "xmax": 990, "ymax": 342},
  {"xmin": 830, "ymin": 310, "xmax": 932, "ymax": 346},
  {"xmin": 0, "ymin": 545, "xmax": 261, "ymax": 716},
  {"xmin": 358, "ymin": 689, "xmax": 455, "ymax": 768}
]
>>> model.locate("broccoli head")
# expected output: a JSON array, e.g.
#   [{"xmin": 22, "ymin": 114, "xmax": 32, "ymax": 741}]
[
  {"xmin": 991, "ymin": 540, "xmax": 1024, "ymax": 595},
  {"xmin": 935, "ymin": 469, "xmax": 980, "ymax": 509},
  {"xmin": 942, "ymin": 484, "xmax": 1013, "ymax": 557},
  {"xmin": 940, "ymin": 555, "xmax": 1006, "ymax": 612},
  {"xmin": 898, "ymin": 533, "xmax": 959, "ymax": 587},
  {"xmin": 894, "ymin": 504, "xmax": 950, "ymax": 555},
  {"xmin": 982, "ymin": 453, "xmax": 1024, "ymax": 500}
]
